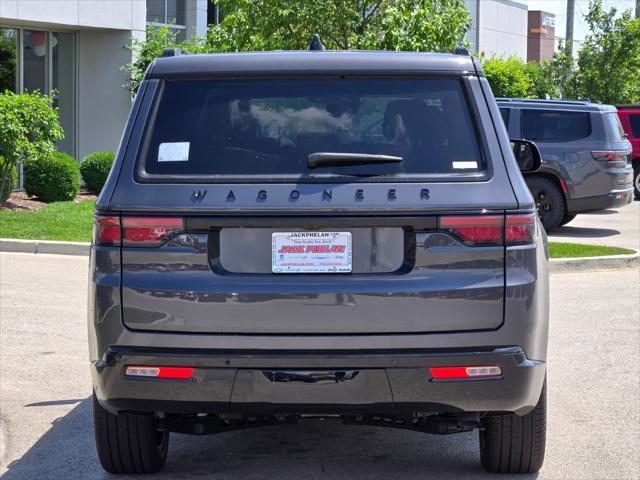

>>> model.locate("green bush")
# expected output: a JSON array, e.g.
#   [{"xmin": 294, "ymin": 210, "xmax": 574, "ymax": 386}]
[
  {"xmin": 24, "ymin": 151, "xmax": 80, "ymax": 202},
  {"xmin": 0, "ymin": 157, "xmax": 16, "ymax": 203},
  {"xmin": 482, "ymin": 56, "xmax": 533, "ymax": 99},
  {"xmin": 80, "ymin": 151, "xmax": 115, "ymax": 193}
]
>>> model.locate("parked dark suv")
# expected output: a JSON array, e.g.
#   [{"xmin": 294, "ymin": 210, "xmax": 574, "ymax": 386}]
[
  {"xmin": 616, "ymin": 105, "xmax": 640, "ymax": 198},
  {"xmin": 498, "ymin": 98, "xmax": 634, "ymax": 230},
  {"xmin": 89, "ymin": 46, "xmax": 549, "ymax": 475}
]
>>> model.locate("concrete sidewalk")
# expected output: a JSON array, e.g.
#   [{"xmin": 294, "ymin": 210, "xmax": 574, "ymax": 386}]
[{"xmin": 549, "ymin": 200, "xmax": 639, "ymax": 250}]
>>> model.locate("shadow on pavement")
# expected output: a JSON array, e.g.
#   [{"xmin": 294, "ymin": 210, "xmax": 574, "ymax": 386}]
[
  {"xmin": 3, "ymin": 398, "xmax": 539, "ymax": 480},
  {"xmin": 551, "ymin": 226, "xmax": 620, "ymax": 238}
]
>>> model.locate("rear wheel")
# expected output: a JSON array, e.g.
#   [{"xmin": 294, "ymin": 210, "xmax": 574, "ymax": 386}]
[
  {"xmin": 93, "ymin": 393, "xmax": 169, "ymax": 474},
  {"xmin": 479, "ymin": 380, "xmax": 546, "ymax": 474},
  {"xmin": 526, "ymin": 176, "xmax": 565, "ymax": 231},
  {"xmin": 559, "ymin": 213, "xmax": 576, "ymax": 227}
]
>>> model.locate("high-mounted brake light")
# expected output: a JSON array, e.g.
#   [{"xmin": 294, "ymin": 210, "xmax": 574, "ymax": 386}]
[
  {"xmin": 122, "ymin": 217, "xmax": 184, "ymax": 246},
  {"xmin": 430, "ymin": 365, "xmax": 502, "ymax": 380},
  {"xmin": 124, "ymin": 366, "xmax": 194, "ymax": 380},
  {"xmin": 439, "ymin": 215, "xmax": 503, "ymax": 246},
  {"xmin": 93, "ymin": 215, "xmax": 121, "ymax": 246}
]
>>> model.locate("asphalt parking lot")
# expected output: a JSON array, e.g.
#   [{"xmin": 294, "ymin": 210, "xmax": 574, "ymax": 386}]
[
  {"xmin": 549, "ymin": 200, "xmax": 639, "ymax": 250},
  {"xmin": 1, "ymin": 251, "xmax": 638, "ymax": 480}
]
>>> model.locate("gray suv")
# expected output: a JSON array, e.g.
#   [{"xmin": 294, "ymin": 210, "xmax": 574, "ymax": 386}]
[
  {"xmin": 497, "ymin": 98, "xmax": 634, "ymax": 230},
  {"xmin": 89, "ymin": 47, "xmax": 549, "ymax": 475}
]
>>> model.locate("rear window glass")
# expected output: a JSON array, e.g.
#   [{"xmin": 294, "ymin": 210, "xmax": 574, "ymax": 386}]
[
  {"xmin": 629, "ymin": 114, "xmax": 640, "ymax": 138},
  {"xmin": 521, "ymin": 109, "xmax": 591, "ymax": 142},
  {"xmin": 605, "ymin": 112, "xmax": 626, "ymax": 141},
  {"xmin": 141, "ymin": 78, "xmax": 484, "ymax": 181},
  {"xmin": 499, "ymin": 108, "xmax": 510, "ymax": 127}
]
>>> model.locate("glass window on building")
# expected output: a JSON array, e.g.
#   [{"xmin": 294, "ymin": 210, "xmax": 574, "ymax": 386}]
[
  {"xmin": 0, "ymin": 28, "xmax": 18, "ymax": 92},
  {"xmin": 23, "ymin": 30, "xmax": 48, "ymax": 93},
  {"xmin": 52, "ymin": 33, "xmax": 76, "ymax": 157}
]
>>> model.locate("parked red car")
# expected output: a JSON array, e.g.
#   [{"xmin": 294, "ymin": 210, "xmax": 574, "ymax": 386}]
[{"xmin": 616, "ymin": 105, "xmax": 640, "ymax": 198}]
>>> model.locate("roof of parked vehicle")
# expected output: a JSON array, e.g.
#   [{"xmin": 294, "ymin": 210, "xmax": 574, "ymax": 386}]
[
  {"xmin": 145, "ymin": 51, "xmax": 479, "ymax": 79},
  {"xmin": 496, "ymin": 97, "xmax": 617, "ymax": 112}
]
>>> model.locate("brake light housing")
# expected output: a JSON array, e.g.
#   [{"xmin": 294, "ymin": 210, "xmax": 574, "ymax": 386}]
[
  {"xmin": 93, "ymin": 215, "xmax": 184, "ymax": 247},
  {"xmin": 439, "ymin": 213, "xmax": 536, "ymax": 246},
  {"xmin": 430, "ymin": 365, "xmax": 502, "ymax": 380}
]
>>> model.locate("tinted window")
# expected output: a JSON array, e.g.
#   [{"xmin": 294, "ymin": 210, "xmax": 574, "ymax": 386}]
[
  {"xmin": 141, "ymin": 78, "xmax": 484, "ymax": 181},
  {"xmin": 521, "ymin": 109, "xmax": 591, "ymax": 142},
  {"xmin": 629, "ymin": 114, "xmax": 640, "ymax": 138},
  {"xmin": 605, "ymin": 113, "xmax": 626, "ymax": 141},
  {"xmin": 500, "ymin": 108, "xmax": 510, "ymax": 127}
]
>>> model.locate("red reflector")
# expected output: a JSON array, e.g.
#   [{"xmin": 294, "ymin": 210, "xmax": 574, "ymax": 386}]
[
  {"xmin": 93, "ymin": 215, "xmax": 121, "ymax": 246},
  {"xmin": 505, "ymin": 213, "xmax": 536, "ymax": 245},
  {"xmin": 439, "ymin": 215, "xmax": 503, "ymax": 245},
  {"xmin": 125, "ymin": 366, "xmax": 194, "ymax": 380},
  {"xmin": 430, "ymin": 365, "xmax": 502, "ymax": 380},
  {"xmin": 122, "ymin": 217, "xmax": 184, "ymax": 246}
]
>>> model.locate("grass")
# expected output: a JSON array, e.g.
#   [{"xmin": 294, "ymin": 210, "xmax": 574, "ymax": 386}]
[
  {"xmin": 0, "ymin": 200, "xmax": 95, "ymax": 242},
  {"xmin": 549, "ymin": 242, "xmax": 636, "ymax": 258}
]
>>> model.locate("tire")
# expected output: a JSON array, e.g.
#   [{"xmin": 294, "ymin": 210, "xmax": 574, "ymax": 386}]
[
  {"xmin": 526, "ymin": 176, "xmax": 566, "ymax": 231},
  {"xmin": 479, "ymin": 380, "xmax": 546, "ymax": 474},
  {"xmin": 93, "ymin": 393, "xmax": 169, "ymax": 474},
  {"xmin": 633, "ymin": 161, "xmax": 640, "ymax": 200},
  {"xmin": 559, "ymin": 213, "xmax": 576, "ymax": 227}
]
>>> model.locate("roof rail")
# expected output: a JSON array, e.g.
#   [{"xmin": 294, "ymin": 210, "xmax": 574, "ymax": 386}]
[
  {"xmin": 160, "ymin": 48, "xmax": 191, "ymax": 58},
  {"xmin": 453, "ymin": 45, "xmax": 469, "ymax": 56},
  {"xmin": 495, "ymin": 98, "xmax": 591, "ymax": 106}
]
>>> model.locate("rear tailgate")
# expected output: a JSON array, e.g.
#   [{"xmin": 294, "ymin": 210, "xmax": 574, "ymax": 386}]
[{"xmin": 119, "ymin": 213, "xmax": 506, "ymax": 334}]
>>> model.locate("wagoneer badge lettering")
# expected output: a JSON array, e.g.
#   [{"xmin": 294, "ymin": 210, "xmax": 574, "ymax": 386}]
[{"xmin": 200, "ymin": 188, "xmax": 431, "ymax": 203}]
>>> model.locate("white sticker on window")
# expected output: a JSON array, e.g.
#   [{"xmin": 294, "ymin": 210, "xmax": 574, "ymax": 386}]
[
  {"xmin": 452, "ymin": 161, "xmax": 478, "ymax": 169},
  {"xmin": 158, "ymin": 142, "xmax": 190, "ymax": 162}
]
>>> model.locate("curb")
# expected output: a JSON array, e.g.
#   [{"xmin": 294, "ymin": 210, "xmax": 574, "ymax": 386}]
[
  {"xmin": 549, "ymin": 253, "xmax": 639, "ymax": 273},
  {"xmin": 0, "ymin": 238, "xmax": 90, "ymax": 256},
  {"xmin": 1, "ymin": 238, "xmax": 638, "ymax": 272}
]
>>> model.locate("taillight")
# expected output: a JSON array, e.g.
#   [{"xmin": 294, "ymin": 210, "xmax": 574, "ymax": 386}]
[
  {"xmin": 439, "ymin": 213, "xmax": 536, "ymax": 246},
  {"xmin": 122, "ymin": 217, "xmax": 184, "ymax": 246},
  {"xmin": 439, "ymin": 215, "xmax": 503, "ymax": 246},
  {"xmin": 430, "ymin": 365, "xmax": 502, "ymax": 380},
  {"xmin": 592, "ymin": 150, "xmax": 628, "ymax": 164},
  {"xmin": 93, "ymin": 215, "xmax": 121, "ymax": 246},
  {"xmin": 505, "ymin": 213, "xmax": 536, "ymax": 245},
  {"xmin": 124, "ymin": 366, "xmax": 194, "ymax": 380}
]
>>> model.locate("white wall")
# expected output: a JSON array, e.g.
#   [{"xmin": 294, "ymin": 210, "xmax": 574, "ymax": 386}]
[
  {"xmin": 477, "ymin": 0, "xmax": 528, "ymax": 59},
  {"xmin": 77, "ymin": 29, "xmax": 132, "ymax": 159},
  {"xmin": 0, "ymin": 0, "xmax": 145, "ymax": 31}
]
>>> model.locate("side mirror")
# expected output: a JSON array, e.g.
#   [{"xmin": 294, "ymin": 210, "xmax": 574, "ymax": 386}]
[{"xmin": 510, "ymin": 139, "xmax": 541, "ymax": 173}]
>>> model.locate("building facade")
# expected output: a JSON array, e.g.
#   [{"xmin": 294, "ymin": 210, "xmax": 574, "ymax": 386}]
[
  {"xmin": 527, "ymin": 10, "xmax": 556, "ymax": 62},
  {"xmin": 464, "ymin": 0, "xmax": 528, "ymax": 59}
]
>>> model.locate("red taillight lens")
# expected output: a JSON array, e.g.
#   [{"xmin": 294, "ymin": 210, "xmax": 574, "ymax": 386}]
[
  {"xmin": 93, "ymin": 215, "xmax": 121, "ymax": 246},
  {"xmin": 122, "ymin": 217, "xmax": 184, "ymax": 246},
  {"xmin": 505, "ymin": 213, "xmax": 537, "ymax": 245},
  {"xmin": 592, "ymin": 150, "xmax": 628, "ymax": 163},
  {"xmin": 124, "ymin": 366, "xmax": 194, "ymax": 380},
  {"xmin": 430, "ymin": 365, "xmax": 502, "ymax": 380},
  {"xmin": 439, "ymin": 215, "xmax": 503, "ymax": 246}
]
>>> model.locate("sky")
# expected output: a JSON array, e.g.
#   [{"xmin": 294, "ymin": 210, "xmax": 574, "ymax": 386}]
[{"xmin": 522, "ymin": 0, "xmax": 637, "ymax": 40}]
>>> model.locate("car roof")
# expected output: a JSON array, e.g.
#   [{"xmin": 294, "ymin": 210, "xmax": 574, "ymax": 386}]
[
  {"xmin": 496, "ymin": 98, "xmax": 616, "ymax": 112},
  {"xmin": 145, "ymin": 51, "xmax": 478, "ymax": 79}
]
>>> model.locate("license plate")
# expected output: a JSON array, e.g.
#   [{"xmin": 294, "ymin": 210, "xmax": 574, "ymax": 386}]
[{"xmin": 272, "ymin": 232, "xmax": 352, "ymax": 273}]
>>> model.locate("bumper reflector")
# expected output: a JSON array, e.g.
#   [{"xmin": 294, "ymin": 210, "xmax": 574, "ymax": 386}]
[
  {"xmin": 125, "ymin": 366, "xmax": 194, "ymax": 380},
  {"xmin": 430, "ymin": 365, "xmax": 502, "ymax": 380}
]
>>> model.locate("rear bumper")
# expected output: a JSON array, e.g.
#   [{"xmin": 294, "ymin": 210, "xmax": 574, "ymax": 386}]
[
  {"xmin": 567, "ymin": 187, "xmax": 634, "ymax": 213},
  {"xmin": 93, "ymin": 346, "xmax": 545, "ymax": 417}
]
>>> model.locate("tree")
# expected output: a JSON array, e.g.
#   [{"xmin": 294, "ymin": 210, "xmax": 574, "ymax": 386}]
[
  {"xmin": 482, "ymin": 57, "xmax": 533, "ymax": 98},
  {"xmin": 527, "ymin": 45, "xmax": 575, "ymax": 99},
  {"xmin": 0, "ymin": 91, "xmax": 64, "ymax": 201},
  {"xmin": 572, "ymin": 0, "xmax": 640, "ymax": 104},
  {"xmin": 126, "ymin": 1, "xmax": 471, "ymax": 94}
]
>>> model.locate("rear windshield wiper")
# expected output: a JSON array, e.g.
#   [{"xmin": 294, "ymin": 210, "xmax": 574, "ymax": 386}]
[{"xmin": 307, "ymin": 152, "xmax": 403, "ymax": 169}]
